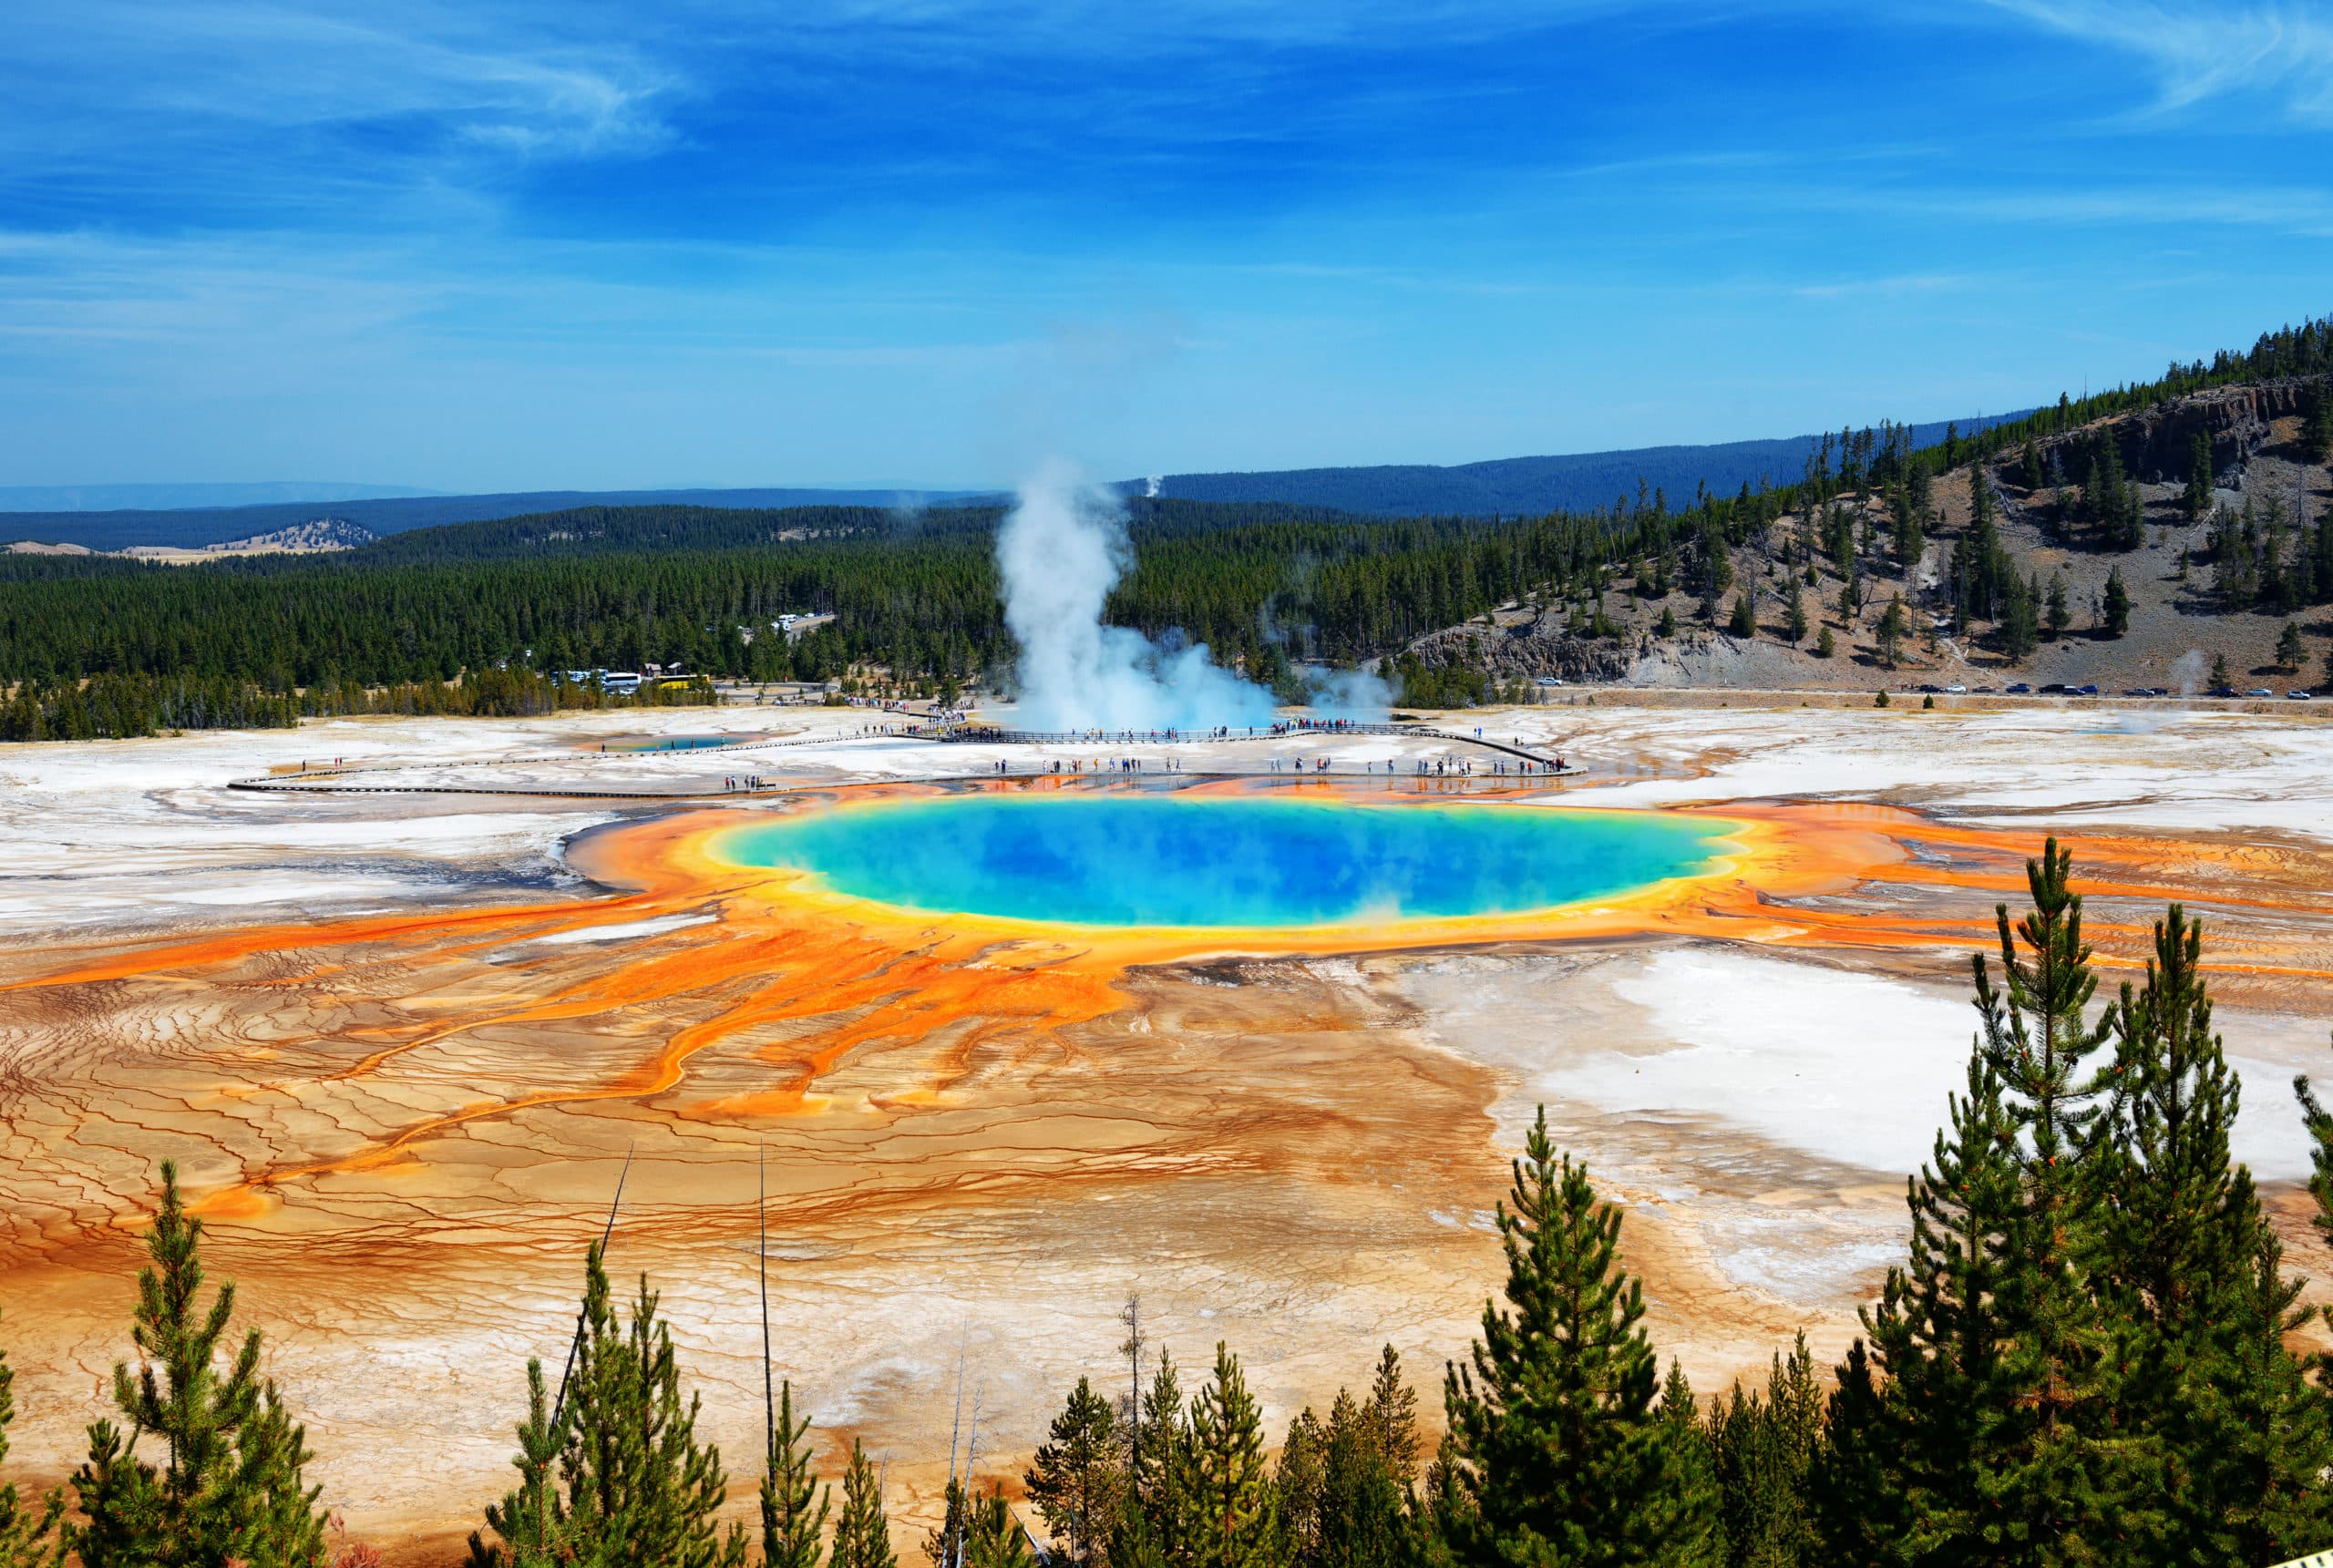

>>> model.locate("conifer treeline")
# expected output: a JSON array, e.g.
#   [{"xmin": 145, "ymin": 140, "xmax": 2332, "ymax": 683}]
[
  {"xmin": 8, "ymin": 844, "xmax": 2333, "ymax": 1565},
  {"xmin": 0, "ymin": 669, "xmax": 717, "ymax": 743}
]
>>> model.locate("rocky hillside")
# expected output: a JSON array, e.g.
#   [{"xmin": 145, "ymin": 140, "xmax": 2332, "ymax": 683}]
[
  {"xmin": 118, "ymin": 517, "xmax": 377, "ymax": 561},
  {"xmin": 1405, "ymin": 377, "xmax": 2333, "ymax": 697}
]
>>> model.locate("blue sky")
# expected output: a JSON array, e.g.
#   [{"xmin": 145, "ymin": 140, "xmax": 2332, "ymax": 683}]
[{"xmin": 4, "ymin": 1, "xmax": 2330, "ymax": 492}]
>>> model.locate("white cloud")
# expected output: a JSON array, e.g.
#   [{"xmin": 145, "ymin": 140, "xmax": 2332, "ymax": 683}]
[
  {"xmin": 1983, "ymin": 1, "xmax": 2333, "ymax": 120},
  {"xmin": 8, "ymin": 1, "xmax": 677, "ymax": 164}
]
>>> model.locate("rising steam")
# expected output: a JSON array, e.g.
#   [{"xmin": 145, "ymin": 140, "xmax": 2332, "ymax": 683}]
[
  {"xmin": 2171, "ymin": 648, "xmax": 2206, "ymax": 697},
  {"xmin": 996, "ymin": 461, "xmax": 1278, "ymax": 730}
]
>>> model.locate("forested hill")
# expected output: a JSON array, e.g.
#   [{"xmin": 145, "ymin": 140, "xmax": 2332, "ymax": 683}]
[
  {"xmin": 349, "ymin": 496, "xmax": 1361, "ymax": 566},
  {"xmin": 1142, "ymin": 412, "xmax": 2036, "ymax": 517}
]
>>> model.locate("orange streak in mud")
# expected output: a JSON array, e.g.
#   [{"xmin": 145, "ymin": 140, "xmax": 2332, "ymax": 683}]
[{"xmin": 16, "ymin": 779, "xmax": 2312, "ymax": 1221}]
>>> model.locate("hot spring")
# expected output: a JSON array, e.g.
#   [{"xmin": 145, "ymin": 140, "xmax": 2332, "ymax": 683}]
[{"xmin": 715, "ymin": 794, "xmax": 1732, "ymax": 928}]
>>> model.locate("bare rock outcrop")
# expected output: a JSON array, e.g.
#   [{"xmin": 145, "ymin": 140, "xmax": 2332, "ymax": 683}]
[
  {"xmin": 2035, "ymin": 378, "xmax": 2322, "ymax": 487},
  {"xmin": 1405, "ymin": 614, "xmax": 1636, "ymax": 682}
]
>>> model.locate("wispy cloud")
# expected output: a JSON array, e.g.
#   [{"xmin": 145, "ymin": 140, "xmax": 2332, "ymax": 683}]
[
  {"xmin": 1787, "ymin": 273, "xmax": 1978, "ymax": 302},
  {"xmin": 1982, "ymin": 1, "xmax": 2333, "ymax": 120},
  {"xmin": 2, "ymin": 1, "xmax": 677, "ymax": 236},
  {"xmin": 67, "ymin": 1, "xmax": 677, "ymax": 152},
  {"xmin": 1873, "ymin": 183, "xmax": 2333, "ymax": 240}
]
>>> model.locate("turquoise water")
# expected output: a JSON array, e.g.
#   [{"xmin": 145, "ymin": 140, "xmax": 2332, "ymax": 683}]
[
  {"xmin": 606, "ymin": 734, "xmax": 750, "ymax": 753},
  {"xmin": 720, "ymin": 794, "xmax": 1729, "ymax": 927}
]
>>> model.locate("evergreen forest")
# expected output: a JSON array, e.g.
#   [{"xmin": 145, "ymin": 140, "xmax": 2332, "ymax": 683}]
[{"xmin": 6, "ymin": 845, "xmax": 2333, "ymax": 1566}]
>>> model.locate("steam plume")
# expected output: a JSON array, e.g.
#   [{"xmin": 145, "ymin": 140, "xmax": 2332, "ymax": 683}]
[
  {"xmin": 2172, "ymin": 648, "xmax": 2205, "ymax": 697},
  {"xmin": 996, "ymin": 461, "xmax": 1276, "ymax": 730}
]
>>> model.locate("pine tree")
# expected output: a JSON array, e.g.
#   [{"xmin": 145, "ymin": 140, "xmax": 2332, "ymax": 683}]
[
  {"xmin": 1180, "ymin": 1346, "xmax": 1275, "ymax": 1568},
  {"xmin": 2101, "ymin": 907, "xmax": 2333, "ymax": 1560},
  {"xmin": 832, "ymin": 1440, "xmax": 896, "ymax": 1568},
  {"xmin": 1437, "ymin": 1108, "xmax": 1721, "ymax": 1568},
  {"xmin": 1275, "ymin": 1351, "xmax": 1420, "ymax": 1568},
  {"xmin": 1876, "ymin": 596, "xmax": 1906, "ymax": 668},
  {"xmin": 1968, "ymin": 841, "xmax": 2138, "ymax": 1555},
  {"xmin": 239, "ymin": 1383, "xmax": 329, "ymax": 1568},
  {"xmin": 68, "ymin": 1160, "xmax": 328, "ymax": 1568},
  {"xmin": 2084, "ymin": 434, "xmax": 2144, "ymax": 549},
  {"xmin": 2184, "ymin": 433, "xmax": 2215, "ymax": 520},
  {"xmin": 926, "ymin": 1479, "xmax": 971, "ymax": 1568},
  {"xmin": 1783, "ymin": 585, "xmax": 1807, "ymax": 644},
  {"xmin": 1823, "ymin": 847, "xmax": 2163, "ymax": 1563},
  {"xmin": 473, "ymin": 1241, "xmax": 746, "ymax": 1568},
  {"xmin": 2276, "ymin": 620, "xmax": 2305, "ymax": 671},
  {"xmin": 469, "ymin": 1360, "xmax": 572, "ymax": 1568},
  {"xmin": 763, "ymin": 1381, "xmax": 829, "ymax": 1568},
  {"xmin": 1027, "ymin": 1378, "xmax": 1124, "ymax": 1568},
  {"xmin": 0, "ymin": 1311, "xmax": 64, "ymax": 1568},
  {"xmin": 1824, "ymin": 1052, "xmax": 2019, "ymax": 1561},
  {"xmin": 1655, "ymin": 1365, "xmax": 1725, "ymax": 1568},
  {"xmin": 1114, "ymin": 1348, "xmax": 1189, "ymax": 1568},
  {"xmin": 1891, "ymin": 488, "xmax": 1927, "ymax": 569},
  {"xmin": 1999, "ymin": 573, "xmax": 2039, "ymax": 663},
  {"xmin": 581, "ymin": 1257, "xmax": 746, "ymax": 1567},
  {"xmin": 1360, "ymin": 1348, "xmax": 1418, "ymax": 1488},
  {"xmin": 1808, "ymin": 1338, "xmax": 1908, "ymax": 1565},
  {"xmin": 1311, "ymin": 1401, "xmax": 1407, "ymax": 1568},
  {"xmin": 1727, "ymin": 592, "xmax": 1755, "ymax": 639},
  {"xmin": 962, "ymin": 1486, "xmax": 1034, "ymax": 1568},
  {"xmin": 1277, "ymin": 1409, "xmax": 1329, "ymax": 1568},
  {"xmin": 1708, "ymin": 1336, "xmax": 1823, "ymax": 1567},
  {"xmin": 2102, "ymin": 569, "xmax": 2130, "ymax": 639},
  {"xmin": 1814, "ymin": 626, "xmax": 1835, "ymax": 660},
  {"xmin": 2045, "ymin": 576, "xmax": 2069, "ymax": 641},
  {"xmin": 2303, "ymin": 389, "xmax": 2333, "ymax": 465}
]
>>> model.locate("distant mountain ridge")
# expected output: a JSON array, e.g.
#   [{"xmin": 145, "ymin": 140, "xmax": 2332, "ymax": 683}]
[
  {"xmin": 1136, "ymin": 413, "xmax": 2036, "ymax": 517},
  {"xmin": 0, "ymin": 481, "xmax": 440, "ymax": 513},
  {"xmin": 0, "ymin": 414, "xmax": 2040, "ymax": 551},
  {"xmin": 0, "ymin": 486, "xmax": 998, "ymax": 552}
]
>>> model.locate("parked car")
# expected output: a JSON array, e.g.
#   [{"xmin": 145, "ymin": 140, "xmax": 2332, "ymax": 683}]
[
  {"xmin": 2076, "ymin": 684, "xmax": 2100, "ymax": 695},
  {"xmin": 1915, "ymin": 683, "xmax": 1943, "ymax": 693},
  {"xmin": 2038, "ymin": 682, "xmax": 2070, "ymax": 694},
  {"xmin": 2122, "ymin": 687, "xmax": 2160, "ymax": 697},
  {"xmin": 2006, "ymin": 682, "xmax": 2031, "ymax": 694},
  {"xmin": 2208, "ymin": 686, "xmax": 2240, "ymax": 698},
  {"xmin": 2245, "ymin": 688, "xmax": 2275, "ymax": 698},
  {"xmin": 1945, "ymin": 683, "xmax": 1967, "ymax": 693},
  {"xmin": 2291, "ymin": 690, "xmax": 2315, "ymax": 701}
]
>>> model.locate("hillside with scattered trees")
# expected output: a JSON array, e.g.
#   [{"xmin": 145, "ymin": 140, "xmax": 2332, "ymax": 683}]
[{"xmin": 1403, "ymin": 319, "xmax": 2333, "ymax": 702}]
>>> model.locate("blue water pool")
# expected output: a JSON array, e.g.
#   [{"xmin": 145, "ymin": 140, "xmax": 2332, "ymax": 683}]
[
  {"xmin": 718, "ymin": 794, "xmax": 1730, "ymax": 927},
  {"xmin": 606, "ymin": 733, "xmax": 752, "ymax": 753}
]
